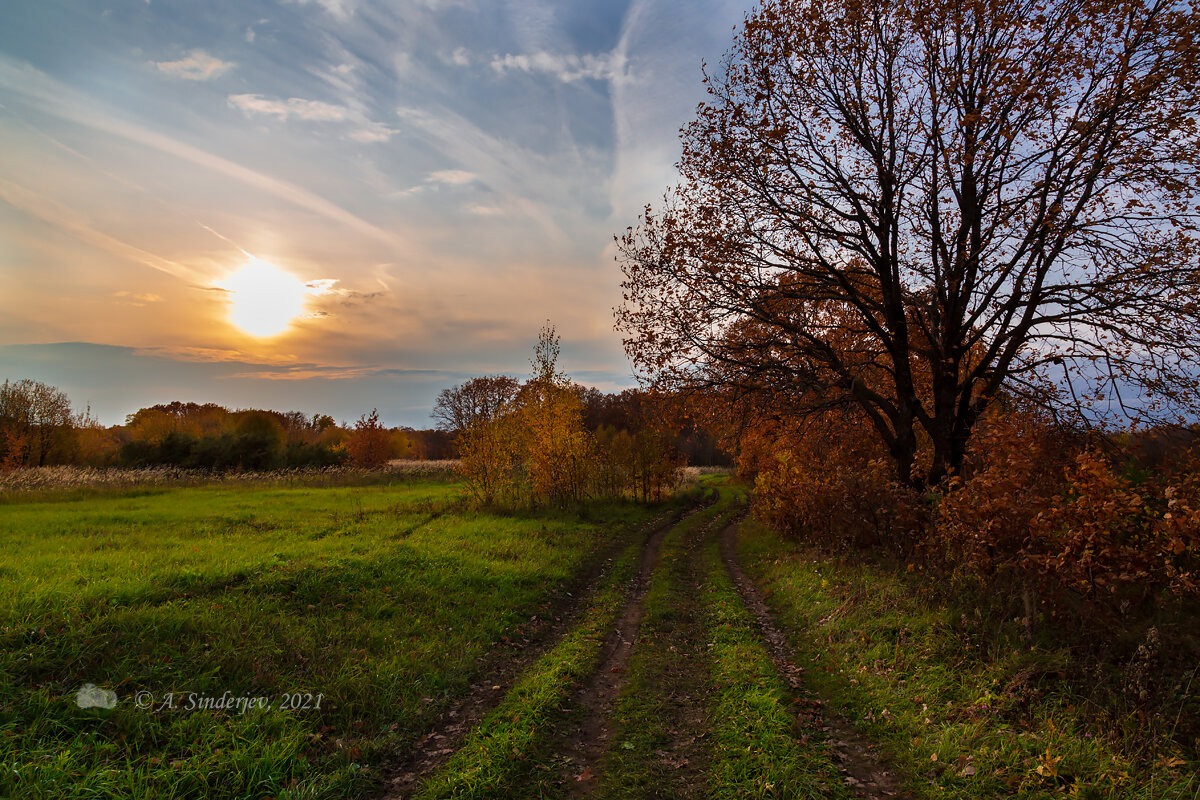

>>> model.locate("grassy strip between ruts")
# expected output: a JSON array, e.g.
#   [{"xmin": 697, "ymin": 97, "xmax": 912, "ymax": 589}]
[
  {"xmin": 411, "ymin": 535, "xmax": 647, "ymax": 800},
  {"xmin": 735, "ymin": 518, "xmax": 1200, "ymax": 800},
  {"xmin": 592, "ymin": 482, "xmax": 736, "ymax": 800},
  {"xmin": 0, "ymin": 478, "xmax": 669, "ymax": 799},
  {"xmin": 701, "ymin": 498, "xmax": 850, "ymax": 800}
]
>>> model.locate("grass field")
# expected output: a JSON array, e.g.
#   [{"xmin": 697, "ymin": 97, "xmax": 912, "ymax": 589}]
[
  {"xmin": 6, "ymin": 473, "xmax": 1196, "ymax": 799},
  {"xmin": 0, "ymin": 475, "xmax": 667, "ymax": 799}
]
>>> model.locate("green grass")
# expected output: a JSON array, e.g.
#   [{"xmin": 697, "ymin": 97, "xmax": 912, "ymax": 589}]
[
  {"xmin": 412, "ymin": 540, "xmax": 643, "ymax": 800},
  {"xmin": 414, "ymin": 486, "xmax": 730, "ymax": 800},
  {"xmin": 599, "ymin": 481, "xmax": 850, "ymax": 800},
  {"xmin": 593, "ymin": 488, "xmax": 734, "ymax": 800},
  {"xmin": 701, "ymin": 510, "xmax": 849, "ymax": 800},
  {"xmin": 735, "ymin": 518, "xmax": 1200, "ymax": 800},
  {"xmin": 0, "ymin": 477, "xmax": 664, "ymax": 799}
]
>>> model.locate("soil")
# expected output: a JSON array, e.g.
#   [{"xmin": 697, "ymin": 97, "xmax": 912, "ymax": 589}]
[
  {"xmin": 718, "ymin": 522, "xmax": 914, "ymax": 800},
  {"xmin": 382, "ymin": 499, "xmax": 915, "ymax": 800},
  {"xmin": 379, "ymin": 502, "xmax": 696, "ymax": 798},
  {"xmin": 553, "ymin": 502, "xmax": 715, "ymax": 798}
]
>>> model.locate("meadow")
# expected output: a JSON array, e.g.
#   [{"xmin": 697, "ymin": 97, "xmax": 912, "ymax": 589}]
[
  {"xmin": 4, "ymin": 472, "xmax": 1197, "ymax": 799},
  {"xmin": 0, "ymin": 473, "xmax": 668, "ymax": 799}
]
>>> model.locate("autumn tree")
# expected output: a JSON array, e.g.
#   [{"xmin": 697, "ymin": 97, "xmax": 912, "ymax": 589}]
[
  {"xmin": 456, "ymin": 324, "xmax": 595, "ymax": 506},
  {"xmin": 519, "ymin": 326, "xmax": 594, "ymax": 503},
  {"xmin": 347, "ymin": 409, "xmax": 393, "ymax": 469},
  {"xmin": 0, "ymin": 379, "xmax": 77, "ymax": 467},
  {"xmin": 432, "ymin": 375, "xmax": 521, "ymax": 434},
  {"xmin": 617, "ymin": 0, "xmax": 1200, "ymax": 489}
]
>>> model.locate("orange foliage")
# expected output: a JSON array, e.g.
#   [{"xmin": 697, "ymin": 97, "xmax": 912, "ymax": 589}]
[
  {"xmin": 346, "ymin": 409, "xmax": 392, "ymax": 469},
  {"xmin": 747, "ymin": 409, "xmax": 923, "ymax": 553},
  {"xmin": 936, "ymin": 408, "xmax": 1200, "ymax": 612},
  {"xmin": 752, "ymin": 398, "xmax": 1200, "ymax": 614}
]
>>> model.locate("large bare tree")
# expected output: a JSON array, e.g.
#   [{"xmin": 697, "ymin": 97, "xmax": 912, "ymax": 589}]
[{"xmin": 617, "ymin": 0, "xmax": 1200, "ymax": 487}]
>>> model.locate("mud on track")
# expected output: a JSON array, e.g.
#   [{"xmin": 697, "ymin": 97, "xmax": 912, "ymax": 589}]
[
  {"xmin": 551, "ymin": 500, "xmax": 719, "ymax": 798},
  {"xmin": 549, "ymin": 511, "xmax": 677, "ymax": 795},
  {"xmin": 379, "ymin": 502, "xmax": 701, "ymax": 798},
  {"xmin": 718, "ymin": 523, "xmax": 913, "ymax": 800}
]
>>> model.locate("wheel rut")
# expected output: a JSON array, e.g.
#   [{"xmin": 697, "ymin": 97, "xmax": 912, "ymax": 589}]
[
  {"xmin": 718, "ymin": 522, "xmax": 914, "ymax": 800},
  {"xmin": 379, "ymin": 504, "xmax": 695, "ymax": 799},
  {"xmin": 551, "ymin": 503, "xmax": 696, "ymax": 796},
  {"xmin": 557, "ymin": 501, "xmax": 719, "ymax": 799}
]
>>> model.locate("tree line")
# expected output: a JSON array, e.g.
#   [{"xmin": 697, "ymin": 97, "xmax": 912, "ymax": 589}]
[
  {"xmin": 0, "ymin": 380, "xmax": 417, "ymax": 472},
  {"xmin": 1, "ymin": 360, "xmax": 727, "ymax": 482}
]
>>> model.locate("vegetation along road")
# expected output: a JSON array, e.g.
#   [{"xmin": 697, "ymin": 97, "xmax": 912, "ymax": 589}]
[{"xmin": 2, "ymin": 471, "xmax": 1196, "ymax": 798}]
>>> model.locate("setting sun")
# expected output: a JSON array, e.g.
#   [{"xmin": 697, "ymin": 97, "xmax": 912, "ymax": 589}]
[{"xmin": 220, "ymin": 260, "xmax": 309, "ymax": 338}]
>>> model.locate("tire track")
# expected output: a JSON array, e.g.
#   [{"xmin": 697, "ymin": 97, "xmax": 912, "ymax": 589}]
[
  {"xmin": 379, "ymin": 502, "xmax": 698, "ymax": 798},
  {"xmin": 718, "ymin": 522, "xmax": 913, "ymax": 800},
  {"xmin": 552, "ymin": 504, "xmax": 696, "ymax": 796}
]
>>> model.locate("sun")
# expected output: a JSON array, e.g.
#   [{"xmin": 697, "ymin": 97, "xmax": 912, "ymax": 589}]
[{"xmin": 220, "ymin": 260, "xmax": 310, "ymax": 338}]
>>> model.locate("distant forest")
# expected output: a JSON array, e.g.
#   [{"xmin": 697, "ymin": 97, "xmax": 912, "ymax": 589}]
[{"xmin": 0, "ymin": 376, "xmax": 730, "ymax": 474}]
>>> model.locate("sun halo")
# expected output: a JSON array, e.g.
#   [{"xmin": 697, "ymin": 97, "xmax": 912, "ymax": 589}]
[{"xmin": 220, "ymin": 260, "xmax": 310, "ymax": 338}]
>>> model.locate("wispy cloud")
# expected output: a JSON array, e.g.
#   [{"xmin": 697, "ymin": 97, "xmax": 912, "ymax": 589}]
[
  {"xmin": 154, "ymin": 49, "xmax": 235, "ymax": 81},
  {"xmin": 444, "ymin": 47, "xmax": 472, "ymax": 67},
  {"xmin": 228, "ymin": 93, "xmax": 349, "ymax": 121},
  {"xmin": 228, "ymin": 366, "xmax": 374, "ymax": 380},
  {"xmin": 113, "ymin": 291, "xmax": 165, "ymax": 306},
  {"xmin": 131, "ymin": 345, "xmax": 298, "ymax": 365},
  {"xmin": 393, "ymin": 168, "xmax": 478, "ymax": 197},
  {"xmin": 427, "ymin": 169, "xmax": 477, "ymax": 185},
  {"xmin": 394, "ymin": 103, "xmax": 571, "ymax": 240},
  {"xmin": 490, "ymin": 51, "xmax": 626, "ymax": 83},
  {"xmin": 284, "ymin": 0, "xmax": 357, "ymax": 19},
  {"xmin": 348, "ymin": 125, "xmax": 396, "ymax": 142},
  {"xmin": 0, "ymin": 55, "xmax": 406, "ymax": 249},
  {"xmin": 0, "ymin": 177, "xmax": 202, "ymax": 283}
]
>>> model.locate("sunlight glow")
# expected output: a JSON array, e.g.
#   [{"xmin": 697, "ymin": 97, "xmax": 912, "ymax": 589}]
[{"xmin": 220, "ymin": 260, "xmax": 309, "ymax": 337}]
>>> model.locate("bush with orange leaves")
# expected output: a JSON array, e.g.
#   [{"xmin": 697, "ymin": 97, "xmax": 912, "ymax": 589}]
[
  {"xmin": 933, "ymin": 406, "xmax": 1074, "ymax": 585},
  {"xmin": 747, "ymin": 409, "xmax": 924, "ymax": 555},
  {"xmin": 1024, "ymin": 450, "xmax": 1200, "ymax": 608},
  {"xmin": 936, "ymin": 406, "xmax": 1200, "ymax": 614},
  {"xmin": 748, "ymin": 397, "xmax": 1200, "ymax": 615}
]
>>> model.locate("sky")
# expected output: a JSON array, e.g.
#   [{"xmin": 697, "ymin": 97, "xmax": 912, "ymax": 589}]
[{"xmin": 0, "ymin": 0, "xmax": 755, "ymax": 427}]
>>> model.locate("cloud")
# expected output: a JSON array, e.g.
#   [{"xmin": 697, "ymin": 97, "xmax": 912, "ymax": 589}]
[
  {"xmin": 0, "ymin": 56, "xmax": 406, "ymax": 249},
  {"xmin": 228, "ymin": 366, "xmax": 373, "ymax": 381},
  {"xmin": 228, "ymin": 92, "xmax": 397, "ymax": 143},
  {"xmin": 348, "ymin": 123, "xmax": 397, "ymax": 143},
  {"xmin": 305, "ymin": 278, "xmax": 340, "ymax": 294},
  {"xmin": 393, "ymin": 168, "xmax": 478, "ymax": 197},
  {"xmin": 228, "ymin": 94, "xmax": 349, "ymax": 121},
  {"xmin": 393, "ymin": 103, "xmax": 574, "ymax": 240},
  {"xmin": 490, "ymin": 51, "xmax": 626, "ymax": 83},
  {"xmin": 427, "ymin": 169, "xmax": 476, "ymax": 185},
  {"xmin": 284, "ymin": 0, "xmax": 356, "ymax": 19},
  {"xmin": 0, "ymin": 177, "xmax": 202, "ymax": 283},
  {"xmin": 444, "ymin": 47, "xmax": 472, "ymax": 67},
  {"xmin": 154, "ymin": 50, "xmax": 235, "ymax": 81},
  {"xmin": 113, "ymin": 291, "xmax": 165, "ymax": 306},
  {"xmin": 131, "ymin": 345, "xmax": 297, "ymax": 365},
  {"xmin": 468, "ymin": 204, "xmax": 504, "ymax": 216}
]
